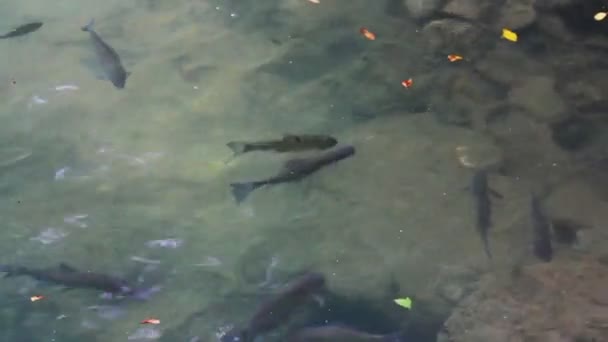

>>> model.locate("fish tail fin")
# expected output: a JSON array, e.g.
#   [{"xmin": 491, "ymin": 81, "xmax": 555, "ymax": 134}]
[
  {"xmin": 226, "ymin": 142, "xmax": 248, "ymax": 156},
  {"xmin": 81, "ymin": 19, "xmax": 95, "ymax": 32},
  {"xmin": 230, "ymin": 182, "xmax": 257, "ymax": 203}
]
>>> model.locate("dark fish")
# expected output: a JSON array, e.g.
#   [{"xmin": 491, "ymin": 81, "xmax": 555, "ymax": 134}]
[
  {"xmin": 81, "ymin": 19, "xmax": 129, "ymax": 89},
  {"xmin": 287, "ymin": 325, "xmax": 405, "ymax": 342},
  {"xmin": 226, "ymin": 134, "xmax": 338, "ymax": 157},
  {"xmin": 530, "ymin": 195, "xmax": 553, "ymax": 262},
  {"xmin": 0, "ymin": 262, "xmax": 133, "ymax": 294},
  {"xmin": 223, "ymin": 272, "xmax": 326, "ymax": 342},
  {"xmin": 0, "ymin": 22, "xmax": 43, "ymax": 39},
  {"xmin": 470, "ymin": 170, "xmax": 501, "ymax": 259},
  {"xmin": 230, "ymin": 145, "xmax": 355, "ymax": 203}
]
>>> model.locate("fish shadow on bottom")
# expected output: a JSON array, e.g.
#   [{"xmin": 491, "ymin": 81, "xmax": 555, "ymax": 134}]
[
  {"xmin": 288, "ymin": 292, "xmax": 444, "ymax": 342},
  {"xmin": 158, "ymin": 275, "xmax": 445, "ymax": 342},
  {"xmin": 220, "ymin": 291, "xmax": 443, "ymax": 342}
]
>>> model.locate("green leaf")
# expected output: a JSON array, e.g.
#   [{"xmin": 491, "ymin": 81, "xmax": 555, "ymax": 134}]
[{"xmin": 394, "ymin": 297, "xmax": 412, "ymax": 310}]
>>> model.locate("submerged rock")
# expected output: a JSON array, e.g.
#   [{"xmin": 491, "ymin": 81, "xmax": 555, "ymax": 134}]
[
  {"xmin": 428, "ymin": 65, "xmax": 504, "ymax": 127},
  {"xmin": 441, "ymin": 0, "xmax": 489, "ymax": 21},
  {"xmin": 421, "ymin": 19, "xmax": 481, "ymax": 51},
  {"xmin": 454, "ymin": 142, "xmax": 504, "ymax": 171},
  {"xmin": 561, "ymin": 80, "xmax": 603, "ymax": 110},
  {"xmin": 534, "ymin": 0, "xmax": 579, "ymax": 10},
  {"xmin": 508, "ymin": 76, "xmax": 567, "ymax": 122},
  {"xmin": 496, "ymin": 0, "xmax": 537, "ymax": 30},
  {"xmin": 536, "ymin": 13, "xmax": 574, "ymax": 40},
  {"xmin": 439, "ymin": 259, "xmax": 608, "ymax": 341},
  {"xmin": 403, "ymin": 0, "xmax": 444, "ymax": 19},
  {"xmin": 550, "ymin": 116, "xmax": 595, "ymax": 151},
  {"xmin": 544, "ymin": 179, "xmax": 603, "ymax": 242},
  {"xmin": 474, "ymin": 45, "xmax": 547, "ymax": 86}
]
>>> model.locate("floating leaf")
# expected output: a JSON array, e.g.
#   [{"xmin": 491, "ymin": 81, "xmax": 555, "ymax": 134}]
[
  {"xmin": 359, "ymin": 27, "xmax": 376, "ymax": 41},
  {"xmin": 501, "ymin": 28, "xmax": 518, "ymax": 42},
  {"xmin": 401, "ymin": 78, "xmax": 413, "ymax": 88},
  {"xmin": 30, "ymin": 295, "xmax": 45, "ymax": 302},
  {"xmin": 141, "ymin": 318, "xmax": 160, "ymax": 325},
  {"xmin": 447, "ymin": 54, "xmax": 463, "ymax": 62},
  {"xmin": 394, "ymin": 297, "xmax": 412, "ymax": 309}
]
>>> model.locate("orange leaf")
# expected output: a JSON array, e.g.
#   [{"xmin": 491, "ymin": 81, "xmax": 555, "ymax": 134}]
[
  {"xmin": 359, "ymin": 27, "xmax": 376, "ymax": 40},
  {"xmin": 447, "ymin": 54, "xmax": 463, "ymax": 62},
  {"xmin": 30, "ymin": 295, "xmax": 45, "ymax": 302},
  {"xmin": 141, "ymin": 318, "xmax": 160, "ymax": 325}
]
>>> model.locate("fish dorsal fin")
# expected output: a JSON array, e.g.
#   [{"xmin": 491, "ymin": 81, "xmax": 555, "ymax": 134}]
[
  {"xmin": 59, "ymin": 263, "xmax": 77, "ymax": 272},
  {"xmin": 282, "ymin": 134, "xmax": 301, "ymax": 143}
]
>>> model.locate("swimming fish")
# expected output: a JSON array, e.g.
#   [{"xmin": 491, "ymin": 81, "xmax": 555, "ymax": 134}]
[
  {"xmin": 0, "ymin": 22, "xmax": 43, "ymax": 39},
  {"xmin": 530, "ymin": 194, "xmax": 553, "ymax": 262},
  {"xmin": 0, "ymin": 262, "xmax": 134, "ymax": 294},
  {"xmin": 287, "ymin": 325, "xmax": 405, "ymax": 342},
  {"xmin": 226, "ymin": 134, "xmax": 338, "ymax": 157},
  {"xmin": 222, "ymin": 272, "xmax": 327, "ymax": 342},
  {"xmin": 470, "ymin": 170, "xmax": 501, "ymax": 259},
  {"xmin": 81, "ymin": 19, "xmax": 129, "ymax": 89},
  {"xmin": 230, "ymin": 145, "xmax": 355, "ymax": 203}
]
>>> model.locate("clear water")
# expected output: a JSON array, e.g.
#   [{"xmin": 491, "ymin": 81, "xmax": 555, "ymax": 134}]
[{"xmin": 1, "ymin": 0, "xmax": 607, "ymax": 341}]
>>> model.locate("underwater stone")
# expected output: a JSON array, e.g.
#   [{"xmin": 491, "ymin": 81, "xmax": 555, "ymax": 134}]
[
  {"xmin": 441, "ymin": 0, "xmax": 488, "ymax": 21},
  {"xmin": 508, "ymin": 76, "xmax": 567, "ymax": 122},
  {"xmin": 550, "ymin": 116, "xmax": 594, "ymax": 151},
  {"xmin": 497, "ymin": 0, "xmax": 537, "ymax": 30},
  {"xmin": 403, "ymin": 0, "xmax": 444, "ymax": 19}
]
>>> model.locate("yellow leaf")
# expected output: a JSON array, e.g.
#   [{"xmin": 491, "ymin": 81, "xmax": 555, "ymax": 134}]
[
  {"xmin": 594, "ymin": 12, "xmax": 607, "ymax": 21},
  {"xmin": 501, "ymin": 28, "xmax": 518, "ymax": 42}
]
